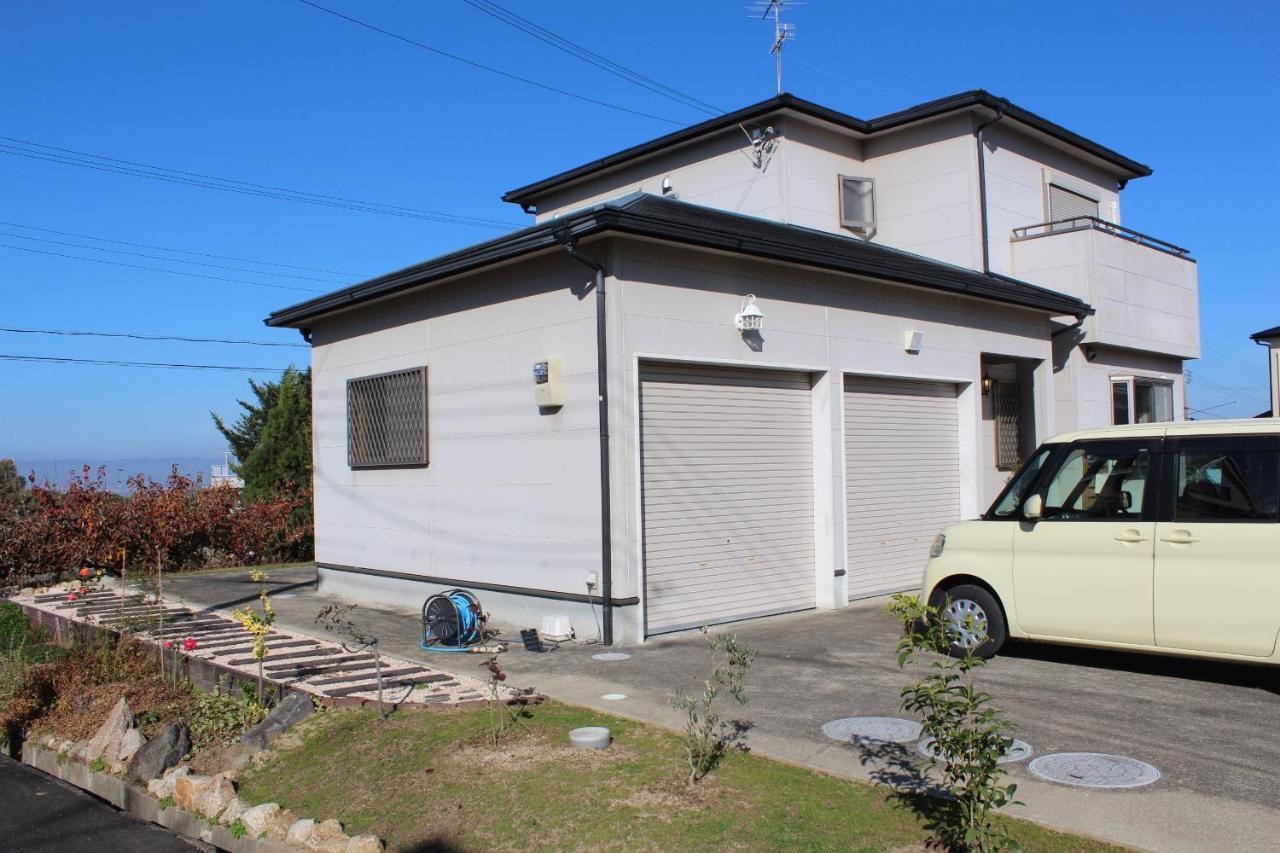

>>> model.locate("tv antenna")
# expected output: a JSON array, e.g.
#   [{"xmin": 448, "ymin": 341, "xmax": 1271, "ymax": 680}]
[{"xmin": 751, "ymin": 0, "xmax": 798, "ymax": 94}]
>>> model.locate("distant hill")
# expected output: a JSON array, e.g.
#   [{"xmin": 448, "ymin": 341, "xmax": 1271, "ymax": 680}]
[{"xmin": 10, "ymin": 456, "xmax": 229, "ymax": 492}]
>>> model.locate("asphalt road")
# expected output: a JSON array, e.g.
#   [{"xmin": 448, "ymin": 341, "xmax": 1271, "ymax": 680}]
[
  {"xmin": 166, "ymin": 564, "xmax": 1280, "ymax": 852},
  {"xmin": 0, "ymin": 755, "xmax": 196, "ymax": 852}
]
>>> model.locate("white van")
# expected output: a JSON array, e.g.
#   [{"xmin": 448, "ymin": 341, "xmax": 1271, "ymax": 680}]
[{"xmin": 921, "ymin": 419, "xmax": 1280, "ymax": 664}]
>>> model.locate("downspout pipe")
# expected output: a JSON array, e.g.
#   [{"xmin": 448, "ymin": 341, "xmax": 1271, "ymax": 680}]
[
  {"xmin": 974, "ymin": 108, "xmax": 1006, "ymax": 275},
  {"xmin": 557, "ymin": 234, "xmax": 614, "ymax": 645}
]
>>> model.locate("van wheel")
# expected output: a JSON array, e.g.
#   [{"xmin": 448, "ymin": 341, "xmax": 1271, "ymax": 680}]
[{"xmin": 932, "ymin": 584, "xmax": 1006, "ymax": 659}]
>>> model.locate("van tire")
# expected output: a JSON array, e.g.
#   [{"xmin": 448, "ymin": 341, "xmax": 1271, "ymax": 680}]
[{"xmin": 932, "ymin": 583, "xmax": 1007, "ymax": 659}]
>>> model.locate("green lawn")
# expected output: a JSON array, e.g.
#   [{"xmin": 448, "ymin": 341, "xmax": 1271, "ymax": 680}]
[{"xmin": 236, "ymin": 702, "xmax": 1125, "ymax": 852}]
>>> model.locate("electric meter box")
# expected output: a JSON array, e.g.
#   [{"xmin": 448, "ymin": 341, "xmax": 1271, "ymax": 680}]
[{"xmin": 533, "ymin": 357, "xmax": 566, "ymax": 407}]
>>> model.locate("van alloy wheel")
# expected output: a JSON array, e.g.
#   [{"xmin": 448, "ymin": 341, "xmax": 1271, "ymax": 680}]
[{"xmin": 942, "ymin": 598, "xmax": 989, "ymax": 648}]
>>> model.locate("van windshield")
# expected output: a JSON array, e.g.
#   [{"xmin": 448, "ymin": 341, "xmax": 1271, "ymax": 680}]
[{"xmin": 988, "ymin": 446, "xmax": 1053, "ymax": 519}]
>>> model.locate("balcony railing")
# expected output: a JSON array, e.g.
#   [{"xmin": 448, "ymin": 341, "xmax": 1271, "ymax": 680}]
[{"xmin": 1011, "ymin": 216, "xmax": 1191, "ymax": 258}]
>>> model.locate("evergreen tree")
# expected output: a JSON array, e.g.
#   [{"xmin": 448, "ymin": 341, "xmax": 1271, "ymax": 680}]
[
  {"xmin": 237, "ymin": 368, "xmax": 313, "ymax": 501},
  {"xmin": 0, "ymin": 459, "xmax": 25, "ymax": 501},
  {"xmin": 211, "ymin": 378, "xmax": 282, "ymax": 469}
]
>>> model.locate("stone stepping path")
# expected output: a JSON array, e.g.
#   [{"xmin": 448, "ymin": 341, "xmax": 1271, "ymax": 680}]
[{"xmin": 16, "ymin": 586, "xmax": 505, "ymax": 707}]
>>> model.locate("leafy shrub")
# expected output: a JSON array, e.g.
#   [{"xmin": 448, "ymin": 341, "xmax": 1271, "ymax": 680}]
[
  {"xmin": 0, "ymin": 465, "xmax": 312, "ymax": 587},
  {"xmin": 0, "ymin": 602, "xmax": 27, "ymax": 648},
  {"xmin": 229, "ymin": 818, "xmax": 248, "ymax": 839},
  {"xmin": 888, "ymin": 594, "xmax": 1020, "ymax": 853},
  {"xmin": 188, "ymin": 678, "xmax": 268, "ymax": 747},
  {"xmin": 672, "ymin": 626, "xmax": 755, "ymax": 785}
]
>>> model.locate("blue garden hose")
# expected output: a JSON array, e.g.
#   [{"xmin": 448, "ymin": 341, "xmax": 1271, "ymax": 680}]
[{"xmin": 420, "ymin": 591, "xmax": 481, "ymax": 651}]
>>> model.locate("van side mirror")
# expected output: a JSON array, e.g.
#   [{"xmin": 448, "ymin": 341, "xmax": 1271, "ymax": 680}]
[{"xmin": 1022, "ymin": 493, "xmax": 1043, "ymax": 520}]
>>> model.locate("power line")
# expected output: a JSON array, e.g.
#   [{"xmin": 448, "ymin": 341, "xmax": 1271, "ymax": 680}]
[
  {"xmin": 1186, "ymin": 370, "xmax": 1269, "ymax": 406},
  {"xmin": 0, "ymin": 354, "xmax": 290, "ymax": 373},
  {"xmin": 459, "ymin": 0, "xmax": 722, "ymax": 116},
  {"xmin": 0, "ymin": 220, "xmax": 365, "ymax": 278},
  {"xmin": 0, "ymin": 138, "xmax": 520, "ymax": 229},
  {"xmin": 0, "ymin": 326, "xmax": 307, "ymax": 348},
  {"xmin": 291, "ymin": 0, "xmax": 684, "ymax": 125},
  {"xmin": 0, "ymin": 243, "xmax": 324, "ymax": 292},
  {"xmin": 0, "ymin": 231, "xmax": 349, "ymax": 285}
]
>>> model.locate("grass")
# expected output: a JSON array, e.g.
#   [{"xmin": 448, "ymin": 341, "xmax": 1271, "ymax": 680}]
[{"xmin": 237, "ymin": 702, "xmax": 1127, "ymax": 853}]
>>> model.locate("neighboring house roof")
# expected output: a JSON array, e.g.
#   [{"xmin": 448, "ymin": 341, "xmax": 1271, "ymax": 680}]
[
  {"xmin": 502, "ymin": 91, "xmax": 1153, "ymax": 208},
  {"xmin": 265, "ymin": 193, "xmax": 1092, "ymax": 329},
  {"xmin": 1250, "ymin": 324, "xmax": 1280, "ymax": 341}
]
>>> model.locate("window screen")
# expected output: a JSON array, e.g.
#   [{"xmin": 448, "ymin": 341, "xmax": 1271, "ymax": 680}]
[
  {"xmin": 1176, "ymin": 445, "xmax": 1280, "ymax": 522},
  {"xmin": 1048, "ymin": 184, "xmax": 1099, "ymax": 224},
  {"xmin": 1111, "ymin": 380, "xmax": 1130, "ymax": 425},
  {"xmin": 347, "ymin": 367, "xmax": 428, "ymax": 468},
  {"xmin": 1042, "ymin": 443, "xmax": 1150, "ymax": 520},
  {"xmin": 839, "ymin": 176, "xmax": 875, "ymax": 231},
  {"xmin": 994, "ymin": 382, "xmax": 1022, "ymax": 470}
]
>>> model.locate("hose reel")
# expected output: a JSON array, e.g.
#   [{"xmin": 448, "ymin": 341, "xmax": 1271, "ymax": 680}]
[{"xmin": 420, "ymin": 588, "xmax": 485, "ymax": 652}]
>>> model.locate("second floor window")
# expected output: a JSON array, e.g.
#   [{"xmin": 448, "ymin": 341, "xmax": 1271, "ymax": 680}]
[
  {"xmin": 1048, "ymin": 183, "xmax": 1099, "ymax": 224},
  {"xmin": 839, "ymin": 175, "xmax": 875, "ymax": 233}
]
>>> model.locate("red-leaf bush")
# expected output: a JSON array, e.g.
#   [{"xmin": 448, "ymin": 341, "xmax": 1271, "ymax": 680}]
[{"xmin": 0, "ymin": 465, "xmax": 312, "ymax": 588}]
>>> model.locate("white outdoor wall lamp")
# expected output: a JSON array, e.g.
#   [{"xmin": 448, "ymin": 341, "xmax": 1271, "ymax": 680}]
[{"xmin": 734, "ymin": 295, "xmax": 764, "ymax": 332}]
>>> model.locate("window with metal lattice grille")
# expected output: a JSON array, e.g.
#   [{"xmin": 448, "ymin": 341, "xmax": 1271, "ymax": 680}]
[
  {"xmin": 346, "ymin": 367, "xmax": 428, "ymax": 468},
  {"xmin": 994, "ymin": 381, "xmax": 1022, "ymax": 471}
]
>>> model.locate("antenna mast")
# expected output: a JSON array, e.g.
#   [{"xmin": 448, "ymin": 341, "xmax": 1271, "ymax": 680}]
[{"xmin": 754, "ymin": 0, "xmax": 796, "ymax": 95}]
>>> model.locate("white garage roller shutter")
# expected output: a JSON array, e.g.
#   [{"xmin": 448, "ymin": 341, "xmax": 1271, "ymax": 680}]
[
  {"xmin": 844, "ymin": 376, "xmax": 961, "ymax": 600},
  {"xmin": 641, "ymin": 363, "xmax": 816, "ymax": 635}
]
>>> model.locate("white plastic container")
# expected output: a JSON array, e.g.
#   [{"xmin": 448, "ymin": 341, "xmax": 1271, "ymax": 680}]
[
  {"xmin": 541, "ymin": 614, "xmax": 573, "ymax": 640},
  {"xmin": 569, "ymin": 726, "xmax": 611, "ymax": 750}
]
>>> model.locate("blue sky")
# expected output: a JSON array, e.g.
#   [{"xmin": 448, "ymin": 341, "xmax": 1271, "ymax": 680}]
[{"xmin": 2, "ymin": 0, "xmax": 1277, "ymax": 463}]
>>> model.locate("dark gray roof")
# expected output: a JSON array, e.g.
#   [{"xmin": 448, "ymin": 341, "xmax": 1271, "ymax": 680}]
[
  {"xmin": 265, "ymin": 193, "xmax": 1092, "ymax": 329},
  {"xmin": 502, "ymin": 91, "xmax": 1153, "ymax": 207},
  {"xmin": 1251, "ymin": 325, "xmax": 1280, "ymax": 341}
]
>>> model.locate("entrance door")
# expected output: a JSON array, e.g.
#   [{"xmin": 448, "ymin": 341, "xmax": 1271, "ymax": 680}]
[
  {"xmin": 640, "ymin": 363, "xmax": 816, "ymax": 635},
  {"xmin": 1155, "ymin": 436, "xmax": 1280, "ymax": 656},
  {"xmin": 1013, "ymin": 439, "xmax": 1156, "ymax": 645}
]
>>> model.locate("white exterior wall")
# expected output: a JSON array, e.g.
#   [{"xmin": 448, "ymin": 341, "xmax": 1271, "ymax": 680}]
[
  {"xmin": 533, "ymin": 129, "xmax": 784, "ymax": 224},
  {"xmin": 983, "ymin": 124, "xmax": 1121, "ymax": 276},
  {"xmin": 1051, "ymin": 338, "xmax": 1187, "ymax": 433},
  {"xmin": 1012, "ymin": 228, "xmax": 1200, "ymax": 359},
  {"xmin": 609, "ymin": 240, "xmax": 1055, "ymax": 642},
  {"xmin": 861, "ymin": 115, "xmax": 982, "ymax": 270},
  {"xmin": 307, "ymin": 251, "xmax": 609, "ymax": 634}
]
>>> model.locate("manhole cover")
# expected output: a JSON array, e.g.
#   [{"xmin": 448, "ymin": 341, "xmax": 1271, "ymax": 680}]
[
  {"xmin": 917, "ymin": 737, "xmax": 1033, "ymax": 764},
  {"xmin": 592, "ymin": 652, "xmax": 631, "ymax": 661},
  {"xmin": 1028, "ymin": 753, "xmax": 1160, "ymax": 789},
  {"xmin": 821, "ymin": 717, "xmax": 922, "ymax": 744},
  {"xmin": 600, "ymin": 693, "xmax": 627, "ymax": 701}
]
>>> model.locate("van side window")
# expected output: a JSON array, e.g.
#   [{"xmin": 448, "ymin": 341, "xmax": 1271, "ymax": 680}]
[
  {"xmin": 1176, "ymin": 441, "xmax": 1280, "ymax": 522},
  {"xmin": 1040, "ymin": 442, "xmax": 1151, "ymax": 520}
]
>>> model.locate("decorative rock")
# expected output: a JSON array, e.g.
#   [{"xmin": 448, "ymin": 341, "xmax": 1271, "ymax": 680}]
[
  {"xmin": 193, "ymin": 776, "xmax": 237, "ymax": 819},
  {"xmin": 173, "ymin": 773, "xmax": 216, "ymax": 813},
  {"xmin": 286, "ymin": 818, "xmax": 317, "ymax": 847},
  {"xmin": 241, "ymin": 692, "xmax": 314, "ymax": 750},
  {"xmin": 240, "ymin": 803, "xmax": 283, "ymax": 839},
  {"xmin": 219, "ymin": 796, "xmax": 250, "ymax": 826},
  {"xmin": 147, "ymin": 765, "xmax": 189, "ymax": 799},
  {"xmin": 78, "ymin": 697, "xmax": 133, "ymax": 762},
  {"xmin": 347, "ymin": 836, "xmax": 385, "ymax": 853},
  {"xmin": 309, "ymin": 819, "xmax": 350, "ymax": 853},
  {"xmin": 222, "ymin": 741, "xmax": 262, "ymax": 774},
  {"xmin": 128, "ymin": 721, "xmax": 191, "ymax": 783},
  {"xmin": 116, "ymin": 728, "xmax": 145, "ymax": 763}
]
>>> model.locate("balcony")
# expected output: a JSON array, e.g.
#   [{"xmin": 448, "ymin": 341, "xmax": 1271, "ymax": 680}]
[{"xmin": 1011, "ymin": 217, "xmax": 1199, "ymax": 359}]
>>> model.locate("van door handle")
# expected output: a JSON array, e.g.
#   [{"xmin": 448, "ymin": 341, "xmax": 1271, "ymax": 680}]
[
  {"xmin": 1160, "ymin": 530, "xmax": 1200, "ymax": 545},
  {"xmin": 1113, "ymin": 529, "xmax": 1151, "ymax": 544}
]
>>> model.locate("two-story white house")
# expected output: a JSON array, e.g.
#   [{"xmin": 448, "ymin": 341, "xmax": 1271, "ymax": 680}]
[{"xmin": 267, "ymin": 91, "xmax": 1200, "ymax": 644}]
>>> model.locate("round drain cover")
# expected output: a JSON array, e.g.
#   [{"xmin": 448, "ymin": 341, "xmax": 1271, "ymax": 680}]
[
  {"xmin": 600, "ymin": 693, "xmax": 627, "ymax": 701},
  {"xmin": 821, "ymin": 717, "xmax": 922, "ymax": 744},
  {"xmin": 592, "ymin": 652, "xmax": 631, "ymax": 661},
  {"xmin": 917, "ymin": 736, "xmax": 1033, "ymax": 764},
  {"xmin": 1028, "ymin": 752, "xmax": 1160, "ymax": 789}
]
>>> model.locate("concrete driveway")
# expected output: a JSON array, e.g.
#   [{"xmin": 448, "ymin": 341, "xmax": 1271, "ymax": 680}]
[{"xmin": 166, "ymin": 565, "xmax": 1280, "ymax": 853}]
